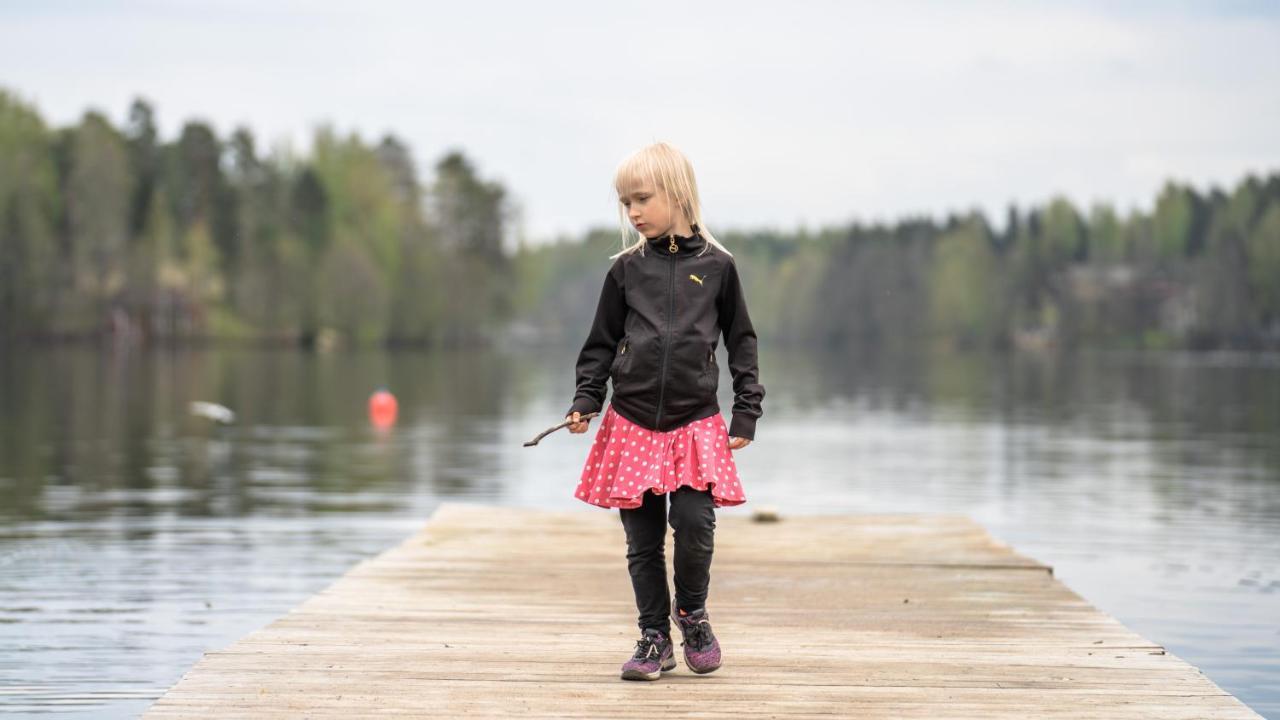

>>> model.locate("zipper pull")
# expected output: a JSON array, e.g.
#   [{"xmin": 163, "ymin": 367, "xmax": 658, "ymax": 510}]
[{"xmin": 669, "ymin": 234, "xmax": 678, "ymax": 253}]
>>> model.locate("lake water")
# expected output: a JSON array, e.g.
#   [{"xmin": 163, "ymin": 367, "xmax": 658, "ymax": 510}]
[{"xmin": 1, "ymin": 344, "xmax": 1277, "ymax": 718}]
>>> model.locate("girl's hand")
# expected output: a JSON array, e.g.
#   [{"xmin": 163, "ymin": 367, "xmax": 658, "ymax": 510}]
[
  {"xmin": 565, "ymin": 411, "xmax": 590, "ymax": 434},
  {"xmin": 728, "ymin": 436, "xmax": 751, "ymax": 450}
]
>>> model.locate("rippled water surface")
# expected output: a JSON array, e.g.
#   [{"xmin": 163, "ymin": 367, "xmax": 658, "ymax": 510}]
[{"xmin": 1, "ymin": 345, "xmax": 1277, "ymax": 718}]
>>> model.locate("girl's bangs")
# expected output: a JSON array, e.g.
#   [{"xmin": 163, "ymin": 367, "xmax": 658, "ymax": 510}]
[{"xmin": 614, "ymin": 152, "xmax": 664, "ymax": 198}]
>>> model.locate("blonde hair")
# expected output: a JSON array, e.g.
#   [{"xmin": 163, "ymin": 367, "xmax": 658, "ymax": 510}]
[{"xmin": 608, "ymin": 142, "xmax": 732, "ymax": 260}]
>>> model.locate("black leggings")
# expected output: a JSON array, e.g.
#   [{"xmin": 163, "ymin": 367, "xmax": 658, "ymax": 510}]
[{"xmin": 618, "ymin": 486, "xmax": 716, "ymax": 636}]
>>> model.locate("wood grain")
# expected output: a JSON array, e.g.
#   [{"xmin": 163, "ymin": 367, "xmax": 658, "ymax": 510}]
[{"xmin": 144, "ymin": 502, "xmax": 1262, "ymax": 719}]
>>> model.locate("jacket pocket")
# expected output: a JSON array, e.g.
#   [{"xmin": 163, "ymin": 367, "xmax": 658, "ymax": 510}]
[
  {"xmin": 697, "ymin": 347, "xmax": 718, "ymax": 396},
  {"xmin": 610, "ymin": 338, "xmax": 631, "ymax": 383}
]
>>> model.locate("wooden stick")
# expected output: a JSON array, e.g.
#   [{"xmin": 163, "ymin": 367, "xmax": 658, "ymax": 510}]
[{"xmin": 523, "ymin": 411, "xmax": 600, "ymax": 447}]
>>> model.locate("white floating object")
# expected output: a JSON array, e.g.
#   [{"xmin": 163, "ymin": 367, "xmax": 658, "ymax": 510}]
[{"xmin": 189, "ymin": 401, "xmax": 235, "ymax": 425}]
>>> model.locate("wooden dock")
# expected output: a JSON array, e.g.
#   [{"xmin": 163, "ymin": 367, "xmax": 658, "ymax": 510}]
[{"xmin": 145, "ymin": 502, "xmax": 1262, "ymax": 718}]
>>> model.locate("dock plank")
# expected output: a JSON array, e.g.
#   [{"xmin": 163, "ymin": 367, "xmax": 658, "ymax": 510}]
[{"xmin": 145, "ymin": 502, "xmax": 1261, "ymax": 718}]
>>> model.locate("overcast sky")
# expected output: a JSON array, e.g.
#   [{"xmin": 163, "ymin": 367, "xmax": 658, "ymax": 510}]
[{"xmin": 3, "ymin": 1, "xmax": 1278, "ymax": 245}]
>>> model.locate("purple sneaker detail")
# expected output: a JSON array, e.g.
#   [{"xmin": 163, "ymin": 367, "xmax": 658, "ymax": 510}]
[
  {"xmin": 672, "ymin": 604, "xmax": 722, "ymax": 674},
  {"xmin": 620, "ymin": 627, "xmax": 676, "ymax": 681}
]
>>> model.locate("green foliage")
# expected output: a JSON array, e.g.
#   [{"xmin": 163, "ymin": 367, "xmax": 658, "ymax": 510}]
[
  {"xmin": 1087, "ymin": 203, "xmax": 1124, "ymax": 264},
  {"xmin": 515, "ymin": 172, "xmax": 1280, "ymax": 352},
  {"xmin": 1152, "ymin": 181, "xmax": 1206, "ymax": 259},
  {"xmin": 0, "ymin": 90, "xmax": 511, "ymax": 346},
  {"xmin": 318, "ymin": 240, "xmax": 389, "ymax": 344},
  {"xmin": 432, "ymin": 151, "xmax": 507, "ymax": 263},
  {"xmin": 1042, "ymin": 197, "xmax": 1086, "ymax": 264},
  {"xmin": 1247, "ymin": 202, "xmax": 1280, "ymax": 324},
  {"xmin": 0, "ymin": 90, "xmax": 60, "ymax": 335},
  {"xmin": 929, "ymin": 219, "xmax": 1005, "ymax": 348},
  {"xmin": 1, "ymin": 88, "xmax": 1278, "ymax": 351},
  {"xmin": 68, "ymin": 111, "xmax": 130, "ymax": 311},
  {"xmin": 427, "ymin": 150, "xmax": 514, "ymax": 335},
  {"xmin": 313, "ymin": 127, "xmax": 403, "ymax": 273}
]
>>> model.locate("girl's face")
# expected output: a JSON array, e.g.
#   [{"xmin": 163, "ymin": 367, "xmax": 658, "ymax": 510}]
[{"xmin": 619, "ymin": 183, "xmax": 689, "ymax": 238}]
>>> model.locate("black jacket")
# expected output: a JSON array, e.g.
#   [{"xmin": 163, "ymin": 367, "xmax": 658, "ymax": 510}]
[{"xmin": 566, "ymin": 228, "xmax": 765, "ymax": 440}]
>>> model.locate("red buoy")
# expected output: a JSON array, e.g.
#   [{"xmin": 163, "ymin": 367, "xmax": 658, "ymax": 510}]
[{"xmin": 369, "ymin": 389, "xmax": 398, "ymax": 429}]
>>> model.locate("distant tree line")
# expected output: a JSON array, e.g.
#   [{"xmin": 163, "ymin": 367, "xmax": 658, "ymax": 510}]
[
  {"xmin": 516, "ymin": 177, "xmax": 1280, "ymax": 353},
  {"xmin": 0, "ymin": 89, "xmax": 512, "ymax": 347},
  {"xmin": 3, "ymin": 89, "xmax": 1278, "ymax": 351}
]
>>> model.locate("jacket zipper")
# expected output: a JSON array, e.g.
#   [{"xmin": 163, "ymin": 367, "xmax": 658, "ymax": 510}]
[{"xmin": 655, "ymin": 250, "xmax": 676, "ymax": 428}]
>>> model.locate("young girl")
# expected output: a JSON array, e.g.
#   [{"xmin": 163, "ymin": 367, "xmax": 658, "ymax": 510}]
[{"xmin": 563, "ymin": 142, "xmax": 765, "ymax": 681}]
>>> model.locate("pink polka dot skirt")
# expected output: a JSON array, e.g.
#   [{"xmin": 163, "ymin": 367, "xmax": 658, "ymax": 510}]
[{"xmin": 573, "ymin": 403, "xmax": 746, "ymax": 510}]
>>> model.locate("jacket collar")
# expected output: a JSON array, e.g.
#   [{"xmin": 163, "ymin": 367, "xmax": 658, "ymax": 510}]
[{"xmin": 644, "ymin": 223, "xmax": 706, "ymax": 257}]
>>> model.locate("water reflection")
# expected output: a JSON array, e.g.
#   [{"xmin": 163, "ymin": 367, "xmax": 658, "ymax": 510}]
[{"xmin": 0, "ymin": 344, "xmax": 1276, "ymax": 718}]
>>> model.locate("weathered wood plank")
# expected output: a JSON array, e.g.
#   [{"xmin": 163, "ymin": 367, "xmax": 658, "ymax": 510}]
[{"xmin": 144, "ymin": 502, "xmax": 1262, "ymax": 718}]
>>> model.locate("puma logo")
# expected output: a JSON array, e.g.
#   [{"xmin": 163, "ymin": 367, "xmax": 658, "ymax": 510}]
[{"xmin": 689, "ymin": 274, "xmax": 705, "ymax": 286}]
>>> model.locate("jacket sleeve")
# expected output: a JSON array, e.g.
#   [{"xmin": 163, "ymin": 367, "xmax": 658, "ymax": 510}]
[
  {"xmin": 566, "ymin": 261, "xmax": 627, "ymax": 419},
  {"xmin": 718, "ymin": 259, "xmax": 765, "ymax": 440}
]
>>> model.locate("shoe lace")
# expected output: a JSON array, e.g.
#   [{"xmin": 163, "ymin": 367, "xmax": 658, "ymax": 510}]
[
  {"xmin": 683, "ymin": 620, "xmax": 712, "ymax": 651},
  {"xmin": 632, "ymin": 635, "xmax": 661, "ymax": 661}
]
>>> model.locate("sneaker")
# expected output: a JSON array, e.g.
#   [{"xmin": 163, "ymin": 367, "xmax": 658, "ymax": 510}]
[
  {"xmin": 620, "ymin": 627, "xmax": 676, "ymax": 681},
  {"xmin": 671, "ymin": 602, "xmax": 722, "ymax": 674}
]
